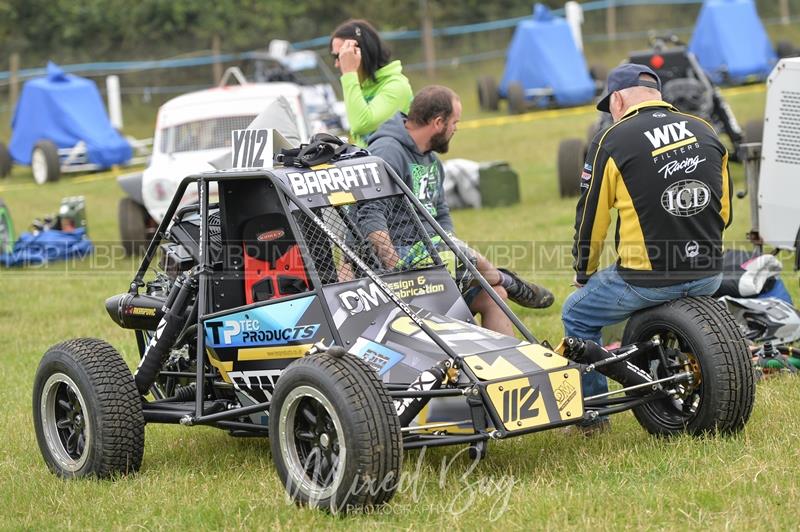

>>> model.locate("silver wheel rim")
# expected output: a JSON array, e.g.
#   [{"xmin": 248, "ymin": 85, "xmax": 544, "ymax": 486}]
[
  {"xmin": 40, "ymin": 373, "xmax": 92, "ymax": 472},
  {"xmin": 31, "ymin": 149, "xmax": 48, "ymax": 185},
  {"xmin": 278, "ymin": 385, "xmax": 346, "ymax": 501}
]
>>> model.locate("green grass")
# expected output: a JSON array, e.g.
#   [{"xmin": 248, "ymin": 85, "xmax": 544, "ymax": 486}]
[{"xmin": 2, "ymin": 77, "xmax": 800, "ymax": 529}]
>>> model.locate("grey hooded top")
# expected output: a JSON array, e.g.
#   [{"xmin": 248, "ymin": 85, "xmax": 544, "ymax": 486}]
[{"xmin": 358, "ymin": 112, "xmax": 454, "ymax": 246}]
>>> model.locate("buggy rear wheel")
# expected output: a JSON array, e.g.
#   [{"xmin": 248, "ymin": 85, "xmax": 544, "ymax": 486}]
[
  {"xmin": 589, "ymin": 63, "xmax": 608, "ymax": 85},
  {"xmin": 32, "ymin": 338, "xmax": 145, "ymax": 477},
  {"xmin": 0, "ymin": 141, "xmax": 11, "ymax": 178},
  {"xmin": 119, "ymin": 197, "xmax": 151, "ymax": 256},
  {"xmin": 477, "ymin": 76, "xmax": 499, "ymax": 111},
  {"xmin": 270, "ymin": 352, "xmax": 401, "ymax": 512},
  {"xmin": 622, "ymin": 297, "xmax": 754, "ymax": 436},
  {"xmin": 776, "ymin": 40, "xmax": 796, "ymax": 59},
  {"xmin": 31, "ymin": 140, "xmax": 60, "ymax": 185},
  {"xmin": 557, "ymin": 138, "xmax": 586, "ymax": 198},
  {"xmin": 507, "ymin": 82, "xmax": 526, "ymax": 115}
]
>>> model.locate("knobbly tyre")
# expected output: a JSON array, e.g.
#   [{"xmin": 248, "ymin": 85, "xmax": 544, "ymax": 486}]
[{"xmin": 33, "ymin": 142, "xmax": 754, "ymax": 512}]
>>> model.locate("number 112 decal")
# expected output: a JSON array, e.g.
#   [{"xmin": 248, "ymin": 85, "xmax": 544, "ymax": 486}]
[{"xmin": 231, "ymin": 129, "xmax": 268, "ymax": 169}]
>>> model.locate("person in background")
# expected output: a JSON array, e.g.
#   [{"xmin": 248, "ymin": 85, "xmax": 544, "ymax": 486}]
[
  {"xmin": 361, "ymin": 85, "xmax": 555, "ymax": 335},
  {"xmin": 563, "ymin": 64, "xmax": 732, "ymax": 435},
  {"xmin": 330, "ymin": 19, "xmax": 413, "ymax": 147}
]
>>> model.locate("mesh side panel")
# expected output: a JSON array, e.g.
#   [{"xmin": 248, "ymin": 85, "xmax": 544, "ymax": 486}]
[
  {"xmin": 166, "ymin": 115, "xmax": 258, "ymax": 153},
  {"xmin": 293, "ymin": 196, "xmax": 442, "ymax": 285}
]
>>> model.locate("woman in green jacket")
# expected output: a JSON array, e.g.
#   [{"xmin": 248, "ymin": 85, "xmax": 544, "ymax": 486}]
[{"xmin": 330, "ymin": 19, "xmax": 413, "ymax": 147}]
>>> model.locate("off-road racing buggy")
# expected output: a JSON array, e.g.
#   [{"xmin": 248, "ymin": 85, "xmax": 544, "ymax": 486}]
[
  {"xmin": 34, "ymin": 132, "xmax": 754, "ymax": 512},
  {"xmin": 2, "ymin": 62, "xmax": 150, "ymax": 185},
  {"xmin": 477, "ymin": 4, "xmax": 602, "ymax": 115},
  {"xmin": 2, "ymin": 63, "xmax": 151, "ymax": 185},
  {"xmin": 557, "ymin": 34, "xmax": 763, "ymax": 197}
]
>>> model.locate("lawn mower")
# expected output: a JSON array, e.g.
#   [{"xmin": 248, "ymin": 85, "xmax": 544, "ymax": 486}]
[
  {"xmin": 33, "ymin": 134, "xmax": 754, "ymax": 512},
  {"xmin": 557, "ymin": 34, "xmax": 763, "ymax": 197}
]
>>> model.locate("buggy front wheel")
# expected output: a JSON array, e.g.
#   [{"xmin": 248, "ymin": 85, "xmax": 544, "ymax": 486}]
[
  {"xmin": 622, "ymin": 297, "xmax": 754, "ymax": 436},
  {"xmin": 118, "ymin": 197, "xmax": 151, "ymax": 256},
  {"xmin": 31, "ymin": 140, "xmax": 60, "ymax": 185},
  {"xmin": 557, "ymin": 138, "xmax": 586, "ymax": 198},
  {"xmin": 32, "ymin": 338, "xmax": 145, "ymax": 477},
  {"xmin": 477, "ymin": 76, "xmax": 499, "ymax": 111},
  {"xmin": 507, "ymin": 82, "xmax": 526, "ymax": 115},
  {"xmin": 270, "ymin": 352, "xmax": 402, "ymax": 512},
  {"xmin": 0, "ymin": 141, "xmax": 11, "ymax": 178}
]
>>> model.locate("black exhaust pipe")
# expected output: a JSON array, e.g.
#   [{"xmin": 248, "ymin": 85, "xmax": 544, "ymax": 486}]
[
  {"xmin": 557, "ymin": 337, "xmax": 654, "ymax": 394},
  {"xmin": 134, "ymin": 274, "xmax": 197, "ymax": 396},
  {"xmin": 105, "ymin": 293, "xmax": 166, "ymax": 330}
]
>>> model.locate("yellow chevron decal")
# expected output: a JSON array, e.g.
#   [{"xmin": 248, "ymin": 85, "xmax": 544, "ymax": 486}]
[
  {"xmin": 463, "ymin": 354, "xmax": 522, "ymax": 380},
  {"xmin": 517, "ymin": 343, "xmax": 569, "ymax": 370}
]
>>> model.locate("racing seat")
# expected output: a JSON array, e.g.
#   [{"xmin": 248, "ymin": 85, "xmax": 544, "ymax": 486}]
[{"xmin": 241, "ymin": 213, "xmax": 310, "ymax": 304}]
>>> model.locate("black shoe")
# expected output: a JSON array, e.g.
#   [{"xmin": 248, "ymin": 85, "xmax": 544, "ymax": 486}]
[{"xmin": 499, "ymin": 268, "xmax": 555, "ymax": 309}]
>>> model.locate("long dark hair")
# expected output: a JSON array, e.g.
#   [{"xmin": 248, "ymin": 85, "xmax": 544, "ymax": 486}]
[{"xmin": 330, "ymin": 19, "xmax": 392, "ymax": 82}]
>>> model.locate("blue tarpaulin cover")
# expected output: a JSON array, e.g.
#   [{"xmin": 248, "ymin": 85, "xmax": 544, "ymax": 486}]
[
  {"xmin": 689, "ymin": 0, "xmax": 777, "ymax": 84},
  {"xmin": 0, "ymin": 227, "xmax": 93, "ymax": 267},
  {"xmin": 8, "ymin": 62, "xmax": 132, "ymax": 166},
  {"xmin": 499, "ymin": 4, "xmax": 594, "ymax": 107}
]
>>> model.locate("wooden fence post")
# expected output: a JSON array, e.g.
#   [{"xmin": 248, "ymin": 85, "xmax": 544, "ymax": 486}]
[
  {"xmin": 420, "ymin": 0, "xmax": 436, "ymax": 79},
  {"xmin": 9, "ymin": 53, "xmax": 19, "ymax": 113},
  {"xmin": 606, "ymin": 0, "xmax": 617, "ymax": 41},
  {"xmin": 212, "ymin": 34, "xmax": 222, "ymax": 84},
  {"xmin": 780, "ymin": 0, "xmax": 790, "ymax": 25}
]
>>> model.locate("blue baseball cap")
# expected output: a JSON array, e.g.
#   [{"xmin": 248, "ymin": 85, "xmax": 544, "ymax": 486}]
[{"xmin": 596, "ymin": 63, "xmax": 662, "ymax": 112}]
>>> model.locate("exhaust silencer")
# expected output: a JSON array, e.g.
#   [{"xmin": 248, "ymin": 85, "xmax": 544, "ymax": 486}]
[
  {"xmin": 105, "ymin": 293, "xmax": 166, "ymax": 330},
  {"xmin": 557, "ymin": 337, "xmax": 654, "ymax": 394}
]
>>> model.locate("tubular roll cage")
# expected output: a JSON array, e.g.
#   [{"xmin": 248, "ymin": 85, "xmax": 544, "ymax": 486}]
[{"xmin": 130, "ymin": 165, "xmax": 670, "ymax": 449}]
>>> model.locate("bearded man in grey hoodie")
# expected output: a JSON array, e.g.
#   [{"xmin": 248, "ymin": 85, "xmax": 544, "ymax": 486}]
[{"xmin": 359, "ymin": 85, "xmax": 554, "ymax": 335}]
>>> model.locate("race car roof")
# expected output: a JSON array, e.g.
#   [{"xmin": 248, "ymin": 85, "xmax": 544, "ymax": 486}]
[{"xmin": 156, "ymin": 83, "xmax": 306, "ymax": 129}]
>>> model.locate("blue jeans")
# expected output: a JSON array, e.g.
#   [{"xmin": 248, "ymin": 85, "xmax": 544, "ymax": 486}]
[{"xmin": 561, "ymin": 266, "xmax": 722, "ymax": 412}]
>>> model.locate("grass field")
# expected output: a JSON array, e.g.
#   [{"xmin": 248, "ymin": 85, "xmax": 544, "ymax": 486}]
[{"xmin": 2, "ymin": 73, "xmax": 800, "ymax": 529}]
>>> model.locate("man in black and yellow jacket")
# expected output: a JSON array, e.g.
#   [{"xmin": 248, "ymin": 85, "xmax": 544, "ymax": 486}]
[{"xmin": 562, "ymin": 64, "xmax": 732, "ymax": 433}]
